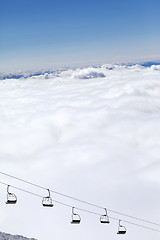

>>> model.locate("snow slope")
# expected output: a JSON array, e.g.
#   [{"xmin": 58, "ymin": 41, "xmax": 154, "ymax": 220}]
[
  {"xmin": 0, "ymin": 232, "xmax": 36, "ymax": 240},
  {"xmin": 0, "ymin": 64, "xmax": 160, "ymax": 240}
]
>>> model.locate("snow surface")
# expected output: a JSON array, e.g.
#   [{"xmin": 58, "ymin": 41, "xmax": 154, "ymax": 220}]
[
  {"xmin": 0, "ymin": 64, "xmax": 160, "ymax": 240},
  {"xmin": 0, "ymin": 232, "xmax": 36, "ymax": 240}
]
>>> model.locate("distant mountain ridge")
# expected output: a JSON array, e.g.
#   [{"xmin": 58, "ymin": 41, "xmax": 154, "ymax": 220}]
[
  {"xmin": 0, "ymin": 232, "xmax": 37, "ymax": 240},
  {"xmin": 141, "ymin": 61, "xmax": 160, "ymax": 67},
  {"xmin": 0, "ymin": 62, "xmax": 160, "ymax": 80}
]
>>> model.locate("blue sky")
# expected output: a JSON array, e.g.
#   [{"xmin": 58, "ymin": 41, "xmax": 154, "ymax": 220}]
[{"xmin": 0, "ymin": 0, "xmax": 160, "ymax": 72}]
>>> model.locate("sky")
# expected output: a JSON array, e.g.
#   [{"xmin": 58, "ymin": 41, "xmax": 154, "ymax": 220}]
[
  {"xmin": 0, "ymin": 64, "xmax": 160, "ymax": 240},
  {"xmin": 0, "ymin": 0, "xmax": 160, "ymax": 72}
]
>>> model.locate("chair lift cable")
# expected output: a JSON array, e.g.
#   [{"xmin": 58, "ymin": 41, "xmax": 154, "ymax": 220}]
[
  {"xmin": 0, "ymin": 180, "xmax": 160, "ymax": 233},
  {"xmin": 0, "ymin": 171, "xmax": 160, "ymax": 227}
]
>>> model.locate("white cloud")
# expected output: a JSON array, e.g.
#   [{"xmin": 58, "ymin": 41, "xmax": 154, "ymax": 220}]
[{"xmin": 0, "ymin": 64, "xmax": 160, "ymax": 240}]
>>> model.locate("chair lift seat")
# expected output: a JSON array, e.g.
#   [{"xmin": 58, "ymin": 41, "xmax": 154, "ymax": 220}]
[
  {"xmin": 71, "ymin": 207, "xmax": 81, "ymax": 224},
  {"xmin": 100, "ymin": 215, "xmax": 110, "ymax": 224},
  {"xmin": 42, "ymin": 196, "xmax": 54, "ymax": 207},
  {"xmin": 71, "ymin": 219, "xmax": 81, "ymax": 224},
  {"xmin": 117, "ymin": 220, "xmax": 127, "ymax": 234},
  {"xmin": 42, "ymin": 190, "xmax": 54, "ymax": 207},
  {"xmin": 42, "ymin": 202, "xmax": 54, "ymax": 207},
  {"xmin": 6, "ymin": 191, "xmax": 17, "ymax": 205},
  {"xmin": 117, "ymin": 230, "xmax": 126, "ymax": 234},
  {"xmin": 6, "ymin": 199, "xmax": 17, "ymax": 204},
  {"xmin": 100, "ymin": 219, "xmax": 110, "ymax": 224},
  {"xmin": 100, "ymin": 209, "xmax": 110, "ymax": 224}
]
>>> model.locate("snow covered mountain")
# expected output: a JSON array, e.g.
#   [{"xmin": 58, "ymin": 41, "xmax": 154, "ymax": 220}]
[{"xmin": 0, "ymin": 232, "xmax": 36, "ymax": 240}]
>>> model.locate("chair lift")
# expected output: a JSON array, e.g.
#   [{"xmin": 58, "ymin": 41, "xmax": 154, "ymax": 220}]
[
  {"xmin": 42, "ymin": 189, "xmax": 54, "ymax": 207},
  {"xmin": 100, "ymin": 208, "xmax": 110, "ymax": 224},
  {"xmin": 6, "ymin": 185, "xmax": 17, "ymax": 204},
  {"xmin": 117, "ymin": 220, "xmax": 127, "ymax": 234},
  {"xmin": 71, "ymin": 207, "xmax": 81, "ymax": 224}
]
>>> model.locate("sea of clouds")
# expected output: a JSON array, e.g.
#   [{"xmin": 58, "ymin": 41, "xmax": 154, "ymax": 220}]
[{"xmin": 0, "ymin": 64, "xmax": 160, "ymax": 240}]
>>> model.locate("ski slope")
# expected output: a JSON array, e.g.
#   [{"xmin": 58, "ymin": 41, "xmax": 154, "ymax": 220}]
[{"xmin": 0, "ymin": 64, "xmax": 160, "ymax": 240}]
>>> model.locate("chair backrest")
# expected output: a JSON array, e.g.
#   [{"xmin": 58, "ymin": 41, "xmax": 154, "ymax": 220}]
[{"xmin": 42, "ymin": 196, "xmax": 54, "ymax": 207}]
